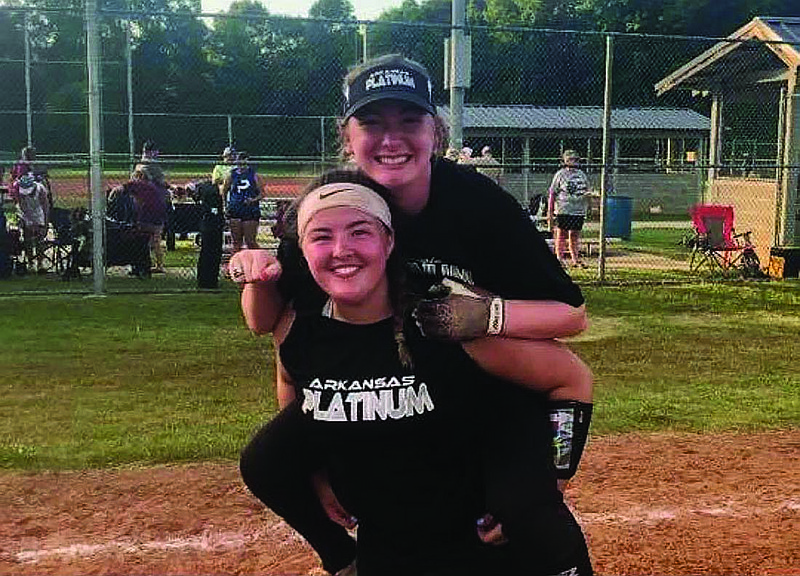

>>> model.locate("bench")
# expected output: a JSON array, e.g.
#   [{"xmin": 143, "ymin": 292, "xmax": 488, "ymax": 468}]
[{"xmin": 545, "ymin": 237, "xmax": 613, "ymax": 258}]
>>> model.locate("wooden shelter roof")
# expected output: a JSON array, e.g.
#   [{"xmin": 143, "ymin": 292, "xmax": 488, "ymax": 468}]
[{"xmin": 656, "ymin": 17, "xmax": 800, "ymax": 96}]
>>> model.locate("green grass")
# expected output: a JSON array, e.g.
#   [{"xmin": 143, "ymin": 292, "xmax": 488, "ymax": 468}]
[
  {"xmin": 0, "ymin": 292, "xmax": 276, "ymax": 470},
  {"xmin": 619, "ymin": 228, "xmax": 691, "ymax": 259},
  {"xmin": 573, "ymin": 282, "xmax": 800, "ymax": 433},
  {"xmin": 0, "ymin": 282, "xmax": 798, "ymax": 471}
]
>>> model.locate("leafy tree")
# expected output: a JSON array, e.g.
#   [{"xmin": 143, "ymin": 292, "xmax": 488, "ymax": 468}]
[{"xmin": 308, "ymin": 0, "xmax": 355, "ymax": 20}]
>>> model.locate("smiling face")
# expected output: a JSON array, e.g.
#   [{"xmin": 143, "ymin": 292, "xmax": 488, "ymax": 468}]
[
  {"xmin": 342, "ymin": 101, "xmax": 436, "ymax": 214},
  {"xmin": 300, "ymin": 206, "xmax": 394, "ymax": 321}
]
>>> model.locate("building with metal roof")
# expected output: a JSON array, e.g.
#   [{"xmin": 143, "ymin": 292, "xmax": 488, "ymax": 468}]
[
  {"xmin": 437, "ymin": 104, "xmax": 709, "ymax": 168},
  {"xmin": 656, "ymin": 16, "xmax": 800, "ymax": 264},
  {"xmin": 438, "ymin": 105, "xmax": 710, "ymax": 137},
  {"xmin": 436, "ymin": 104, "xmax": 711, "ymax": 212}
]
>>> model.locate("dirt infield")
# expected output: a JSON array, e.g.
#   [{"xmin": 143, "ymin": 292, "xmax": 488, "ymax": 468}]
[
  {"xmin": 50, "ymin": 176, "xmax": 307, "ymax": 204},
  {"xmin": 1, "ymin": 431, "xmax": 798, "ymax": 576}
]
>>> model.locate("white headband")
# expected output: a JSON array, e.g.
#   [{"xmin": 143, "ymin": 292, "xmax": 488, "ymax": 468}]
[{"xmin": 297, "ymin": 182, "xmax": 392, "ymax": 238}]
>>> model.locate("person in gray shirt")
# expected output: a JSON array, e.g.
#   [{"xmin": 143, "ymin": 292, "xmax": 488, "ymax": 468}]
[{"xmin": 547, "ymin": 150, "xmax": 591, "ymax": 268}]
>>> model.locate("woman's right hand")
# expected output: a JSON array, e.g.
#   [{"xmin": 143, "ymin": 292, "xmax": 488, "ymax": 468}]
[{"xmin": 228, "ymin": 249, "xmax": 282, "ymax": 284}]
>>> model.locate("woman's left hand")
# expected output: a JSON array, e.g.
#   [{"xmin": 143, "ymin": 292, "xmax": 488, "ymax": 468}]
[{"xmin": 413, "ymin": 279, "xmax": 495, "ymax": 341}]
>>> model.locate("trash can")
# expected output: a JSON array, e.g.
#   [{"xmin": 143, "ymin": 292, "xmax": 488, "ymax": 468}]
[
  {"xmin": 768, "ymin": 246, "xmax": 800, "ymax": 279},
  {"xmin": 605, "ymin": 195, "xmax": 633, "ymax": 240}
]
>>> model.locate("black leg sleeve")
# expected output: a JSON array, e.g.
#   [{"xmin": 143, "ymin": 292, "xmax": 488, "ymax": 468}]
[
  {"xmin": 480, "ymin": 382, "xmax": 593, "ymax": 576},
  {"xmin": 239, "ymin": 402, "xmax": 357, "ymax": 574}
]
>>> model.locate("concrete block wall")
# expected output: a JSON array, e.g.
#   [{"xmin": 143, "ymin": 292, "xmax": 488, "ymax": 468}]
[{"xmin": 502, "ymin": 171, "xmax": 702, "ymax": 217}]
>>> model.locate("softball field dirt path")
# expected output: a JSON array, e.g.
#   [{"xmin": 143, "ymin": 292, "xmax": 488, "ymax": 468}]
[{"xmin": 1, "ymin": 431, "xmax": 798, "ymax": 575}]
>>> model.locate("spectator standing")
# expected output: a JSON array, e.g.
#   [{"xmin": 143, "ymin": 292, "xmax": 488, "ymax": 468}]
[
  {"xmin": 212, "ymin": 147, "xmax": 235, "ymax": 195},
  {"xmin": 15, "ymin": 174, "xmax": 49, "ymax": 274},
  {"xmin": 135, "ymin": 140, "xmax": 167, "ymax": 190},
  {"xmin": 128, "ymin": 168, "xmax": 169, "ymax": 274},
  {"xmin": 10, "ymin": 146, "xmax": 34, "ymax": 184},
  {"xmin": 10, "ymin": 146, "xmax": 52, "ymax": 209},
  {"xmin": 548, "ymin": 150, "xmax": 591, "ymax": 268},
  {"xmin": 224, "ymin": 151, "xmax": 264, "ymax": 254},
  {"xmin": 474, "ymin": 145, "xmax": 503, "ymax": 184},
  {"xmin": 193, "ymin": 180, "xmax": 225, "ymax": 289}
]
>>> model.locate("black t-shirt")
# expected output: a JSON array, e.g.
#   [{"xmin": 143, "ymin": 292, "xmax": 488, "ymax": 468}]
[
  {"xmin": 394, "ymin": 158, "xmax": 583, "ymax": 303},
  {"xmin": 279, "ymin": 312, "xmax": 483, "ymax": 559},
  {"xmin": 278, "ymin": 157, "xmax": 584, "ymax": 310}
]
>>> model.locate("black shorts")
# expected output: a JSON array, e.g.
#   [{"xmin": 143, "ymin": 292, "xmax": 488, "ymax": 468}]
[
  {"xmin": 555, "ymin": 214, "xmax": 585, "ymax": 231},
  {"xmin": 228, "ymin": 214, "xmax": 261, "ymax": 223}
]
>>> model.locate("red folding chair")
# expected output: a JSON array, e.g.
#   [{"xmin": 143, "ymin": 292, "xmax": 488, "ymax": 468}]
[{"xmin": 687, "ymin": 204, "xmax": 760, "ymax": 275}]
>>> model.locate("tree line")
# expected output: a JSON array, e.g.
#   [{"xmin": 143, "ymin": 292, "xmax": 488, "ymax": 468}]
[{"xmin": 0, "ymin": 0, "xmax": 797, "ymax": 156}]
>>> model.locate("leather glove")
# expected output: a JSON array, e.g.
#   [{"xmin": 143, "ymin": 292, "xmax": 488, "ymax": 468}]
[{"xmin": 412, "ymin": 278, "xmax": 504, "ymax": 341}]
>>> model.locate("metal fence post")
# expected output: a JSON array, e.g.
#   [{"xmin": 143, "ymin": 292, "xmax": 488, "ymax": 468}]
[
  {"xmin": 780, "ymin": 69, "xmax": 800, "ymax": 246},
  {"xmin": 359, "ymin": 23, "xmax": 368, "ymax": 63},
  {"xmin": 227, "ymin": 115, "xmax": 233, "ymax": 147},
  {"xmin": 320, "ymin": 116, "xmax": 326, "ymax": 168},
  {"xmin": 86, "ymin": 0, "xmax": 105, "ymax": 294},
  {"xmin": 522, "ymin": 137, "xmax": 530, "ymax": 205},
  {"xmin": 448, "ymin": 0, "xmax": 466, "ymax": 151},
  {"xmin": 598, "ymin": 34, "xmax": 614, "ymax": 283},
  {"xmin": 24, "ymin": 11, "xmax": 32, "ymax": 147},
  {"xmin": 126, "ymin": 14, "xmax": 135, "ymax": 168},
  {"xmin": 708, "ymin": 93, "xmax": 723, "ymax": 182}
]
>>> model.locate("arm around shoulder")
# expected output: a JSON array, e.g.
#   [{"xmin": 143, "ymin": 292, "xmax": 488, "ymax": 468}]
[{"xmin": 501, "ymin": 300, "xmax": 587, "ymax": 340}]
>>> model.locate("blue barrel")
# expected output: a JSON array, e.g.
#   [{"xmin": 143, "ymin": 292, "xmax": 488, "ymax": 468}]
[{"xmin": 605, "ymin": 196, "xmax": 632, "ymax": 239}]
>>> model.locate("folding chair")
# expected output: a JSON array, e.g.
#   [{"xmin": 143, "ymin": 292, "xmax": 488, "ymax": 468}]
[
  {"xmin": 42, "ymin": 207, "xmax": 79, "ymax": 275},
  {"xmin": 687, "ymin": 204, "xmax": 760, "ymax": 276}
]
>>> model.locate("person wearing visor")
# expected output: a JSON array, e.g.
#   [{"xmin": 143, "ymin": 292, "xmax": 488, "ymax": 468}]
[
  {"xmin": 232, "ymin": 54, "xmax": 594, "ymax": 576},
  {"xmin": 548, "ymin": 150, "xmax": 592, "ymax": 268}
]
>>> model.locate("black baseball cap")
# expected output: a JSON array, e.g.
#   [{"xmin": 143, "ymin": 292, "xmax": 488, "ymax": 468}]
[{"xmin": 343, "ymin": 55, "xmax": 436, "ymax": 120}]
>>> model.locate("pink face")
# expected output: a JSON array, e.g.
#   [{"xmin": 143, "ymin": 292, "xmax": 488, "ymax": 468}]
[
  {"xmin": 300, "ymin": 206, "xmax": 394, "ymax": 310},
  {"xmin": 343, "ymin": 101, "xmax": 436, "ymax": 209}
]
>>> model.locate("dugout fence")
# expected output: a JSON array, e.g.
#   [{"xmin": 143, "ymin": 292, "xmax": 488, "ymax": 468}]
[{"xmin": 0, "ymin": 4, "xmax": 798, "ymax": 295}]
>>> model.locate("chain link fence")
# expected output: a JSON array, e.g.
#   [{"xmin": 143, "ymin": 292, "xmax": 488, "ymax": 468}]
[{"xmin": 1, "ymin": 5, "xmax": 798, "ymax": 294}]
